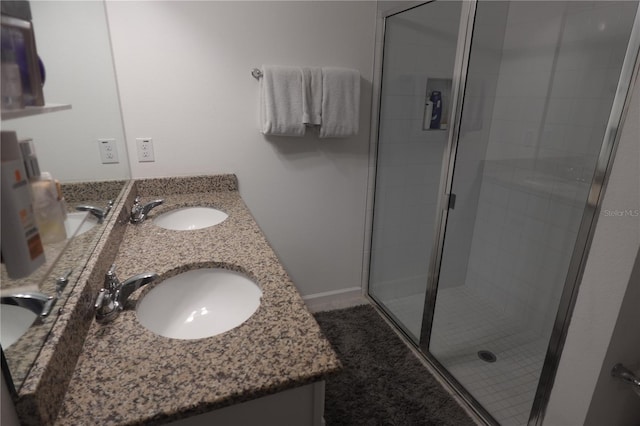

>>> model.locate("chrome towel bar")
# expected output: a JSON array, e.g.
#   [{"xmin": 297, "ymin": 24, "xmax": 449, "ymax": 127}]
[{"xmin": 251, "ymin": 68, "xmax": 263, "ymax": 79}]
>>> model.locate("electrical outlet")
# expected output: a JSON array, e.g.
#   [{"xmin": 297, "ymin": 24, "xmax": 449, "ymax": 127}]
[
  {"xmin": 98, "ymin": 139, "xmax": 119, "ymax": 164},
  {"xmin": 136, "ymin": 138, "xmax": 155, "ymax": 162}
]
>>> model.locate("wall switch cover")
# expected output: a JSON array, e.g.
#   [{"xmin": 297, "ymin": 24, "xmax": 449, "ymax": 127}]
[
  {"xmin": 136, "ymin": 138, "xmax": 155, "ymax": 162},
  {"xmin": 98, "ymin": 139, "xmax": 119, "ymax": 164}
]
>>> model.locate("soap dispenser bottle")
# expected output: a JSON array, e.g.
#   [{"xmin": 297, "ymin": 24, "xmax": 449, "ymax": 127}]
[
  {"xmin": 20, "ymin": 139, "xmax": 67, "ymax": 233},
  {"xmin": 30, "ymin": 171, "xmax": 67, "ymax": 244},
  {"xmin": 18, "ymin": 138, "xmax": 67, "ymax": 243}
]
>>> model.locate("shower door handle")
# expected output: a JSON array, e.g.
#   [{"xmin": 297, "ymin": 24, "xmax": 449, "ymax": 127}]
[{"xmin": 447, "ymin": 193, "xmax": 456, "ymax": 210}]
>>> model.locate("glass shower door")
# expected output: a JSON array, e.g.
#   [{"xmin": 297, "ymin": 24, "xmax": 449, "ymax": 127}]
[
  {"xmin": 368, "ymin": 1, "xmax": 464, "ymax": 341},
  {"xmin": 427, "ymin": 2, "xmax": 639, "ymax": 425}
]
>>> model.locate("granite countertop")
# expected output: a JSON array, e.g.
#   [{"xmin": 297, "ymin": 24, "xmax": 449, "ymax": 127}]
[
  {"xmin": 3, "ymin": 193, "xmax": 119, "ymax": 391},
  {"xmin": 53, "ymin": 178, "xmax": 341, "ymax": 425},
  {"xmin": 4, "ymin": 216, "xmax": 102, "ymax": 389}
]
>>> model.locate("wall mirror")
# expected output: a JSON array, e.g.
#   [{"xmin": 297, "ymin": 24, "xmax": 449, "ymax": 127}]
[{"xmin": 1, "ymin": 0, "xmax": 130, "ymax": 392}]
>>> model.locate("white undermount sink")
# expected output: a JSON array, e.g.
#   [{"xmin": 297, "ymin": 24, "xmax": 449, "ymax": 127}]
[
  {"xmin": 136, "ymin": 268, "xmax": 262, "ymax": 340},
  {"xmin": 65, "ymin": 211, "xmax": 98, "ymax": 238},
  {"xmin": 153, "ymin": 207, "xmax": 228, "ymax": 231},
  {"xmin": 0, "ymin": 304, "xmax": 38, "ymax": 348}
]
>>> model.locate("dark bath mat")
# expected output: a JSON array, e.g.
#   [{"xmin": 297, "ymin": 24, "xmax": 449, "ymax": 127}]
[{"xmin": 314, "ymin": 304, "xmax": 476, "ymax": 426}]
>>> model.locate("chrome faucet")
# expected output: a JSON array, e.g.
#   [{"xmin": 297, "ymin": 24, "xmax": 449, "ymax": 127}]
[
  {"xmin": 94, "ymin": 264, "xmax": 158, "ymax": 323},
  {"xmin": 130, "ymin": 196, "xmax": 164, "ymax": 223},
  {"xmin": 1, "ymin": 292, "xmax": 57, "ymax": 318},
  {"xmin": 76, "ymin": 200, "xmax": 114, "ymax": 223}
]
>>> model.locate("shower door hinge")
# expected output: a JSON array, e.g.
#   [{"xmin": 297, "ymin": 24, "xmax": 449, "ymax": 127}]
[{"xmin": 447, "ymin": 193, "xmax": 456, "ymax": 210}]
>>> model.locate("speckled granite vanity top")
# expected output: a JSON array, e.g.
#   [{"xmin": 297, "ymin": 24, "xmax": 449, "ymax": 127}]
[{"xmin": 53, "ymin": 175, "xmax": 341, "ymax": 425}]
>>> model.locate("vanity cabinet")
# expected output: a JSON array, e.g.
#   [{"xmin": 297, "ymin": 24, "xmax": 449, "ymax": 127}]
[
  {"xmin": 168, "ymin": 382, "xmax": 326, "ymax": 426},
  {"xmin": 50, "ymin": 176, "xmax": 340, "ymax": 426}
]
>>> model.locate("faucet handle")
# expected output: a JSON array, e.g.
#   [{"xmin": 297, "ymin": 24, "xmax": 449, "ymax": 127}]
[
  {"xmin": 94, "ymin": 287, "xmax": 119, "ymax": 323},
  {"xmin": 131, "ymin": 197, "xmax": 143, "ymax": 222},
  {"xmin": 94, "ymin": 289, "xmax": 106, "ymax": 309},
  {"xmin": 106, "ymin": 263, "xmax": 117, "ymax": 277},
  {"xmin": 130, "ymin": 197, "xmax": 163, "ymax": 223},
  {"xmin": 104, "ymin": 199, "xmax": 114, "ymax": 218},
  {"xmin": 56, "ymin": 269, "xmax": 73, "ymax": 297},
  {"xmin": 104, "ymin": 264, "xmax": 119, "ymax": 291}
]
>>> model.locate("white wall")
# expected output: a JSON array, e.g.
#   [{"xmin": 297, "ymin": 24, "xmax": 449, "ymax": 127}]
[
  {"xmin": 105, "ymin": 1, "xmax": 377, "ymax": 297},
  {"xmin": 6, "ymin": 1, "xmax": 129, "ymax": 182},
  {"xmin": 545, "ymin": 67, "xmax": 640, "ymax": 425},
  {"xmin": 585, "ymin": 249, "xmax": 640, "ymax": 426}
]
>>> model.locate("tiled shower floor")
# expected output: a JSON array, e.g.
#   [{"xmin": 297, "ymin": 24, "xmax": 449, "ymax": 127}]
[{"xmin": 384, "ymin": 286, "xmax": 547, "ymax": 426}]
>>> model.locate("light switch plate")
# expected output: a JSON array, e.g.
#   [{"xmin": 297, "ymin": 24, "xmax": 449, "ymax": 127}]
[
  {"xmin": 98, "ymin": 139, "xmax": 119, "ymax": 164},
  {"xmin": 136, "ymin": 138, "xmax": 155, "ymax": 162}
]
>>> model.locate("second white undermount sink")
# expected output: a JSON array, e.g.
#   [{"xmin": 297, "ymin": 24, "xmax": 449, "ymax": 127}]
[
  {"xmin": 136, "ymin": 268, "xmax": 262, "ymax": 340},
  {"xmin": 65, "ymin": 211, "xmax": 98, "ymax": 238},
  {"xmin": 153, "ymin": 207, "xmax": 228, "ymax": 231},
  {"xmin": 0, "ymin": 304, "xmax": 38, "ymax": 348}
]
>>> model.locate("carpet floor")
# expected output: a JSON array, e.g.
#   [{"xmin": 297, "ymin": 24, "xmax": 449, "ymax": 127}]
[{"xmin": 314, "ymin": 304, "xmax": 476, "ymax": 426}]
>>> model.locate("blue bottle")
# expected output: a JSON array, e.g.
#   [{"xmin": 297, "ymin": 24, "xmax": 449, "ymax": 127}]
[{"xmin": 429, "ymin": 91, "xmax": 442, "ymax": 129}]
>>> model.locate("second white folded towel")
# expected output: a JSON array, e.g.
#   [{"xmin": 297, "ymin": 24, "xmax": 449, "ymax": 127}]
[
  {"xmin": 320, "ymin": 67, "xmax": 360, "ymax": 138},
  {"xmin": 261, "ymin": 65, "xmax": 305, "ymax": 136},
  {"xmin": 301, "ymin": 67, "xmax": 323, "ymax": 126}
]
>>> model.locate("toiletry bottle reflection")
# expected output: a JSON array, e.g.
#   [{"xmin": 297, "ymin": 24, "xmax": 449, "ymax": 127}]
[
  {"xmin": 1, "ymin": 131, "xmax": 46, "ymax": 278},
  {"xmin": 19, "ymin": 139, "xmax": 67, "ymax": 243}
]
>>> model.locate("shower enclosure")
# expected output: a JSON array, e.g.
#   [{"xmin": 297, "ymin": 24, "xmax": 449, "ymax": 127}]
[{"xmin": 368, "ymin": 1, "xmax": 640, "ymax": 425}]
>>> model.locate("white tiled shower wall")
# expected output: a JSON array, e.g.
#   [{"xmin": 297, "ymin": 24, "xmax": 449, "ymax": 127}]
[
  {"xmin": 463, "ymin": 1, "xmax": 638, "ymax": 338},
  {"xmin": 436, "ymin": 1, "xmax": 509, "ymax": 291}
]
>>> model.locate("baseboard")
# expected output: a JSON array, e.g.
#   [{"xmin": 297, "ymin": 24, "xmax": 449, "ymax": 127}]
[
  {"xmin": 369, "ymin": 274, "xmax": 429, "ymax": 301},
  {"xmin": 303, "ymin": 287, "xmax": 368, "ymax": 313}
]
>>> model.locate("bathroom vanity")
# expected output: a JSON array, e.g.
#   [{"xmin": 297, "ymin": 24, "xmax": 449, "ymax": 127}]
[
  {"xmin": 2, "ymin": 3, "xmax": 340, "ymax": 423},
  {"xmin": 11, "ymin": 174, "xmax": 340, "ymax": 425}
]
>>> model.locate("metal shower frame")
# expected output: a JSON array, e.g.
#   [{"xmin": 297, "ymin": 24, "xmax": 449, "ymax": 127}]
[{"xmin": 366, "ymin": 1, "xmax": 640, "ymax": 425}]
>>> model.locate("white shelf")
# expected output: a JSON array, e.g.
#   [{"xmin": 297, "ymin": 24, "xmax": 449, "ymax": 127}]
[{"xmin": 1, "ymin": 103, "xmax": 72, "ymax": 121}]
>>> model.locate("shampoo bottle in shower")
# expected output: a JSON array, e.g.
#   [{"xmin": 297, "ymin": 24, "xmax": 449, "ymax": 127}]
[
  {"xmin": 423, "ymin": 96, "xmax": 434, "ymax": 131},
  {"xmin": 429, "ymin": 91, "xmax": 442, "ymax": 129}
]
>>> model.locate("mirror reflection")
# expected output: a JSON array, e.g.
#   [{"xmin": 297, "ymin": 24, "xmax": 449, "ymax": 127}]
[{"xmin": 1, "ymin": 0, "xmax": 130, "ymax": 391}]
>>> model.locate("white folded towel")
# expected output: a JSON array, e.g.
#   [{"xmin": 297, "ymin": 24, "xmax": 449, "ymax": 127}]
[
  {"xmin": 301, "ymin": 67, "xmax": 323, "ymax": 126},
  {"xmin": 260, "ymin": 65, "xmax": 305, "ymax": 136},
  {"xmin": 319, "ymin": 67, "xmax": 360, "ymax": 138}
]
